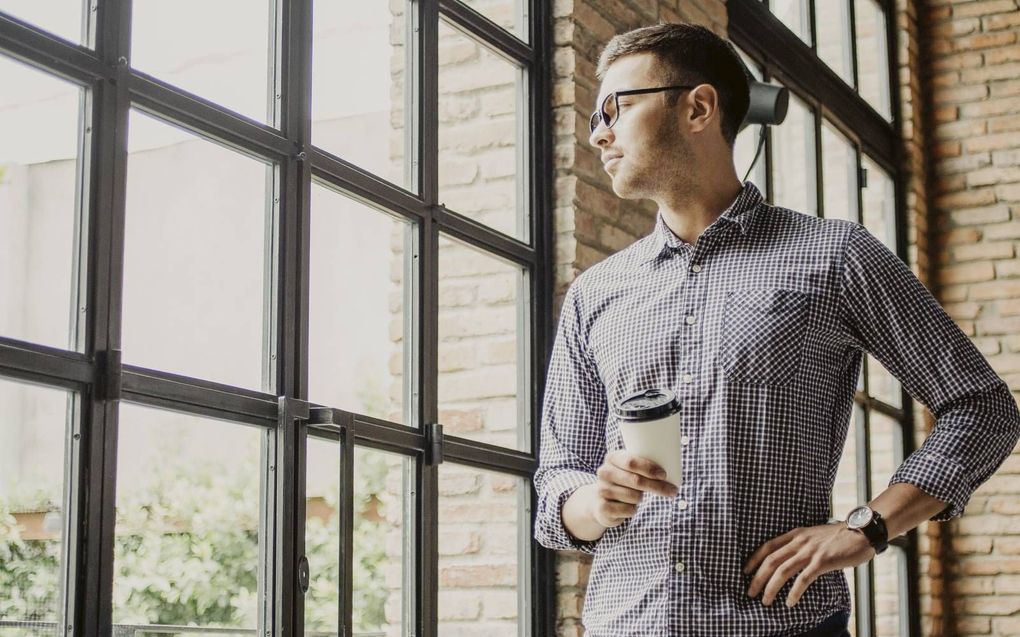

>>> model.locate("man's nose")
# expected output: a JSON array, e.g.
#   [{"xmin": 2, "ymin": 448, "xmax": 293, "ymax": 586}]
[{"xmin": 589, "ymin": 121, "xmax": 614, "ymax": 148}]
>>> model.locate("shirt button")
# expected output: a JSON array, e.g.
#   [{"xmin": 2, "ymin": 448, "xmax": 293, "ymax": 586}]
[
  {"xmin": 678, "ymin": 499, "xmax": 689, "ymax": 510},
  {"xmin": 681, "ymin": 435, "xmax": 690, "ymax": 447},
  {"xmin": 682, "ymin": 373, "xmax": 694, "ymax": 384},
  {"xmin": 675, "ymin": 562, "xmax": 686, "ymax": 574},
  {"xmin": 685, "ymin": 315, "xmax": 696, "ymax": 325},
  {"xmin": 691, "ymin": 264, "xmax": 702, "ymax": 273}
]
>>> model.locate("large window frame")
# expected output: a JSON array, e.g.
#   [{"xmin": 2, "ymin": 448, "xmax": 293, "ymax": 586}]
[
  {"xmin": 0, "ymin": 0, "xmax": 555, "ymax": 634},
  {"xmin": 730, "ymin": 1, "xmax": 918, "ymax": 636}
]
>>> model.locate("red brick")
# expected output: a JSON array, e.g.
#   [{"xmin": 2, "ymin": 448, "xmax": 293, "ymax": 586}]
[
  {"xmin": 948, "ymin": 203, "xmax": 1009, "ymax": 225},
  {"xmin": 953, "ymin": 0, "xmax": 1018, "ymax": 19},
  {"xmin": 939, "ymin": 262, "xmax": 996, "ymax": 285}
]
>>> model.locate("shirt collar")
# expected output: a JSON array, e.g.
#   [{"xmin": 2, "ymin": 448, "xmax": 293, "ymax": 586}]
[{"xmin": 639, "ymin": 180, "xmax": 765, "ymax": 265}]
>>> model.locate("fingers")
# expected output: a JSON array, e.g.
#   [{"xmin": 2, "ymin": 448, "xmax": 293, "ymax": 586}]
[
  {"xmin": 746, "ymin": 537, "xmax": 801, "ymax": 598},
  {"xmin": 601, "ymin": 451, "xmax": 678, "ymax": 497},
  {"xmin": 592, "ymin": 499, "xmax": 638, "ymax": 527},
  {"xmin": 760, "ymin": 553, "xmax": 810, "ymax": 606},
  {"xmin": 744, "ymin": 527, "xmax": 800, "ymax": 576},
  {"xmin": 785, "ymin": 559, "xmax": 823, "ymax": 607}
]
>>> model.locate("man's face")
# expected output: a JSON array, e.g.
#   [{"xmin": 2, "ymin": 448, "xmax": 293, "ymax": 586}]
[{"xmin": 589, "ymin": 52, "xmax": 695, "ymax": 200}]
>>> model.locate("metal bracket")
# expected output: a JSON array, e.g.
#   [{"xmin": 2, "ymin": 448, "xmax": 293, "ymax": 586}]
[
  {"xmin": 95, "ymin": 349, "xmax": 122, "ymax": 402},
  {"xmin": 297, "ymin": 555, "xmax": 310, "ymax": 594},
  {"xmin": 426, "ymin": 423, "xmax": 444, "ymax": 466},
  {"xmin": 278, "ymin": 396, "xmax": 311, "ymax": 424}
]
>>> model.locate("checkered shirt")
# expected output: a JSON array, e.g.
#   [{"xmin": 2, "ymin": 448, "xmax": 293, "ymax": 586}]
[{"xmin": 533, "ymin": 180, "xmax": 1020, "ymax": 636}]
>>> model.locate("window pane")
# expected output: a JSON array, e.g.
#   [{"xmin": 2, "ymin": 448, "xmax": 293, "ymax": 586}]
[
  {"xmin": 868, "ymin": 410, "xmax": 903, "ymax": 503},
  {"xmin": 309, "ymin": 185, "xmax": 414, "ymax": 424},
  {"xmin": 854, "ymin": 0, "xmax": 892, "ymax": 120},
  {"xmin": 0, "ymin": 378, "xmax": 74, "ymax": 633},
  {"xmin": 438, "ymin": 464, "xmax": 528, "ymax": 633},
  {"xmin": 438, "ymin": 20, "xmax": 528, "ymax": 241},
  {"xmin": 122, "ymin": 110, "xmax": 272, "ymax": 391},
  {"xmin": 861, "ymin": 155, "xmax": 896, "ymax": 250},
  {"xmin": 0, "ymin": 55, "xmax": 85, "ymax": 351},
  {"xmin": 815, "ymin": 0, "xmax": 854, "ymax": 85},
  {"xmin": 113, "ymin": 404, "xmax": 263, "ymax": 632},
  {"xmin": 311, "ymin": 0, "xmax": 412, "ymax": 190},
  {"xmin": 438, "ymin": 235, "xmax": 529, "ymax": 451},
  {"xmin": 459, "ymin": 0, "xmax": 528, "ymax": 42},
  {"xmin": 833, "ymin": 401, "xmax": 863, "ymax": 637},
  {"xmin": 770, "ymin": 0, "xmax": 811, "ymax": 46},
  {"xmin": 733, "ymin": 48, "xmax": 767, "ymax": 193},
  {"xmin": 821, "ymin": 120, "xmax": 858, "ymax": 221},
  {"xmin": 771, "ymin": 89, "xmax": 816, "ymax": 216},
  {"xmin": 304, "ymin": 439, "xmax": 413, "ymax": 635},
  {"xmin": 131, "ymin": 0, "xmax": 272, "ymax": 123},
  {"xmin": 874, "ymin": 546, "xmax": 907, "ymax": 637},
  {"xmin": 0, "ymin": 0, "xmax": 85, "ymax": 46},
  {"xmin": 867, "ymin": 354, "xmax": 902, "ymax": 409}
]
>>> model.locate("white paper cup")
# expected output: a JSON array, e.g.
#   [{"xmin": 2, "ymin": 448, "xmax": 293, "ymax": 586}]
[{"xmin": 614, "ymin": 389, "xmax": 683, "ymax": 488}]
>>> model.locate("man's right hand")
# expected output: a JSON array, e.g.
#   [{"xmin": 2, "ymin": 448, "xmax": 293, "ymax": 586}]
[
  {"xmin": 562, "ymin": 450, "xmax": 679, "ymax": 542},
  {"xmin": 591, "ymin": 450, "xmax": 679, "ymax": 527}
]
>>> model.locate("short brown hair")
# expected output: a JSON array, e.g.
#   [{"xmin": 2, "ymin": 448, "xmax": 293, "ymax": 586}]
[{"xmin": 596, "ymin": 23, "xmax": 751, "ymax": 148}]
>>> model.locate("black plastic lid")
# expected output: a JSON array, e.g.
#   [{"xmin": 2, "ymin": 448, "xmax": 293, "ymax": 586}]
[{"xmin": 613, "ymin": 388, "xmax": 681, "ymax": 421}]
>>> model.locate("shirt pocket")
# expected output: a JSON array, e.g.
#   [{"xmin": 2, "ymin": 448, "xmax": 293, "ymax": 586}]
[{"xmin": 719, "ymin": 288, "xmax": 812, "ymax": 387}]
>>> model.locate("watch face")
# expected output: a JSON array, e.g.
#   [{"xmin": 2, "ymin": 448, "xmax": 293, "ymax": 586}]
[{"xmin": 847, "ymin": 506, "xmax": 874, "ymax": 529}]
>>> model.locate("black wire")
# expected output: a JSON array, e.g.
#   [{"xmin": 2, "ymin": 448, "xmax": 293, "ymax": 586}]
[{"xmin": 741, "ymin": 124, "xmax": 767, "ymax": 184}]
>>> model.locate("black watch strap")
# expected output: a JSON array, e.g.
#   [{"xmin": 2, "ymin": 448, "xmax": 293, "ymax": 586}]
[{"xmin": 860, "ymin": 511, "xmax": 889, "ymax": 554}]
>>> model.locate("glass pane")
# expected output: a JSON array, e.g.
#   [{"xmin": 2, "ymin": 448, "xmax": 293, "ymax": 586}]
[
  {"xmin": 771, "ymin": 0, "xmax": 811, "ymax": 45},
  {"xmin": 0, "ymin": 55, "xmax": 85, "ymax": 352},
  {"xmin": 459, "ymin": 0, "xmax": 527, "ymax": 42},
  {"xmin": 438, "ymin": 464, "xmax": 527, "ymax": 634},
  {"xmin": 815, "ymin": 0, "xmax": 853, "ymax": 85},
  {"xmin": 861, "ymin": 155, "xmax": 896, "ymax": 251},
  {"xmin": 304, "ymin": 439, "xmax": 413, "ymax": 635},
  {"xmin": 867, "ymin": 354, "xmax": 902, "ymax": 409},
  {"xmin": 131, "ymin": 0, "xmax": 272, "ymax": 124},
  {"xmin": 113, "ymin": 404, "xmax": 263, "ymax": 632},
  {"xmin": 854, "ymin": 0, "xmax": 892, "ymax": 120},
  {"xmin": 309, "ymin": 184, "xmax": 413, "ymax": 424},
  {"xmin": 733, "ymin": 48, "xmax": 767, "ymax": 193},
  {"xmin": 874, "ymin": 546, "xmax": 907, "ymax": 637},
  {"xmin": 438, "ymin": 235, "xmax": 528, "ymax": 451},
  {"xmin": 821, "ymin": 120, "xmax": 858, "ymax": 221},
  {"xmin": 0, "ymin": 0, "xmax": 85, "ymax": 46},
  {"xmin": 438, "ymin": 19, "xmax": 527, "ymax": 241},
  {"xmin": 771, "ymin": 88, "xmax": 817, "ymax": 215},
  {"xmin": 0, "ymin": 378, "xmax": 74, "ymax": 633},
  {"xmin": 868, "ymin": 410, "xmax": 903, "ymax": 503},
  {"xmin": 122, "ymin": 109, "xmax": 271, "ymax": 391},
  {"xmin": 833, "ymin": 401, "xmax": 862, "ymax": 637},
  {"xmin": 311, "ymin": 0, "xmax": 412, "ymax": 190}
]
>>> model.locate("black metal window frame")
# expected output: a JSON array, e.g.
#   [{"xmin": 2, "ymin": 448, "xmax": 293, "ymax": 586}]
[
  {"xmin": 0, "ymin": 0, "xmax": 555, "ymax": 635},
  {"xmin": 729, "ymin": 1, "xmax": 919, "ymax": 636}
]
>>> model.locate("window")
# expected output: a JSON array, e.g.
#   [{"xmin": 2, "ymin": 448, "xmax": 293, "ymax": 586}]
[
  {"xmin": 0, "ymin": 1, "xmax": 551, "ymax": 634},
  {"xmin": 730, "ymin": 1, "xmax": 914, "ymax": 635}
]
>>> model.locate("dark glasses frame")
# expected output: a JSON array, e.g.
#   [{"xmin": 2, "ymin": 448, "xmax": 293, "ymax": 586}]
[{"xmin": 589, "ymin": 85, "xmax": 697, "ymax": 134}]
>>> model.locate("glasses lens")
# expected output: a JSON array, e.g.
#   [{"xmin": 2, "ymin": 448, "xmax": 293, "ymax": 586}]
[
  {"xmin": 602, "ymin": 93, "xmax": 618, "ymax": 128},
  {"xmin": 589, "ymin": 110, "xmax": 601, "ymax": 133}
]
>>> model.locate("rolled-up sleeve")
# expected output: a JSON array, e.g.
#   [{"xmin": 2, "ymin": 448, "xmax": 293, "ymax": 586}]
[
  {"xmin": 533, "ymin": 278, "xmax": 609, "ymax": 553},
  {"xmin": 838, "ymin": 224, "xmax": 1020, "ymax": 521}
]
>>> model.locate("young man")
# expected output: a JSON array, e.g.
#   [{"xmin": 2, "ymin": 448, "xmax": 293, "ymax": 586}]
[{"xmin": 533, "ymin": 22, "xmax": 1020, "ymax": 636}]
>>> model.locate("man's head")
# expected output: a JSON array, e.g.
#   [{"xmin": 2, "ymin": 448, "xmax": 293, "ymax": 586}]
[{"xmin": 589, "ymin": 23, "xmax": 750, "ymax": 201}]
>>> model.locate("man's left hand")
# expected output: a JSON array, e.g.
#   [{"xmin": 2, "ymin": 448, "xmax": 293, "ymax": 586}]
[{"xmin": 743, "ymin": 522, "xmax": 875, "ymax": 607}]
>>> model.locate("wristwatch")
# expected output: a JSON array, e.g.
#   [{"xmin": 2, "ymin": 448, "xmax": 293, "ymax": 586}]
[{"xmin": 845, "ymin": 505, "xmax": 888, "ymax": 554}]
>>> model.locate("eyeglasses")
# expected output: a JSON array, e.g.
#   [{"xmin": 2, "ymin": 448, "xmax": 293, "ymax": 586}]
[{"xmin": 589, "ymin": 85, "xmax": 697, "ymax": 134}]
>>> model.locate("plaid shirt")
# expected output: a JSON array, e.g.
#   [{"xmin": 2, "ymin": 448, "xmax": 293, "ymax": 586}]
[{"xmin": 534, "ymin": 181, "xmax": 1020, "ymax": 636}]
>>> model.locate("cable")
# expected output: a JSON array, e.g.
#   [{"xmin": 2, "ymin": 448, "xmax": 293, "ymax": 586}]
[{"xmin": 741, "ymin": 124, "xmax": 767, "ymax": 184}]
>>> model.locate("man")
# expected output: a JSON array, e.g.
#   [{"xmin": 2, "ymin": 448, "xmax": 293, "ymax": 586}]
[{"xmin": 533, "ymin": 22, "xmax": 1020, "ymax": 637}]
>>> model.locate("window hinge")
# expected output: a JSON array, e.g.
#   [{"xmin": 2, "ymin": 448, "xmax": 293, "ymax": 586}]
[
  {"xmin": 95, "ymin": 349, "xmax": 122, "ymax": 402},
  {"xmin": 426, "ymin": 422, "xmax": 444, "ymax": 466}
]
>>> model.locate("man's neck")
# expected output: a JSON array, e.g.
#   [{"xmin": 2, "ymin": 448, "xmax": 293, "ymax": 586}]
[{"xmin": 656, "ymin": 177, "xmax": 745, "ymax": 245}]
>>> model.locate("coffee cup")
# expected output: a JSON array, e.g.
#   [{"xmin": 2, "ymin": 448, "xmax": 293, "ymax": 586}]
[{"xmin": 613, "ymin": 388, "xmax": 683, "ymax": 488}]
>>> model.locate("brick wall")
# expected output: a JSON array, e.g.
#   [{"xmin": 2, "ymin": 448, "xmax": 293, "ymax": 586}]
[{"xmin": 924, "ymin": 0, "xmax": 1020, "ymax": 635}]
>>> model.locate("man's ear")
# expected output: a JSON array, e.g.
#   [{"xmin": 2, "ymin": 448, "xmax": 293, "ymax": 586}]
[{"xmin": 686, "ymin": 83, "xmax": 719, "ymax": 134}]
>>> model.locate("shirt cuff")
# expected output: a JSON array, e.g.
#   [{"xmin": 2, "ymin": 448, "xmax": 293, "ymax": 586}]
[
  {"xmin": 888, "ymin": 450, "xmax": 972, "ymax": 522},
  {"xmin": 534, "ymin": 469, "xmax": 600, "ymax": 554}
]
